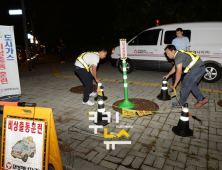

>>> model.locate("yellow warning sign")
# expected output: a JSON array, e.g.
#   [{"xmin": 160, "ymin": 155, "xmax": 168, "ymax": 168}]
[
  {"xmin": 122, "ymin": 109, "xmax": 153, "ymax": 117},
  {"xmin": 1, "ymin": 106, "xmax": 63, "ymax": 170},
  {"xmin": 120, "ymin": 39, "xmax": 127, "ymax": 60},
  {"xmin": 137, "ymin": 110, "xmax": 153, "ymax": 117},
  {"xmin": 122, "ymin": 109, "xmax": 136, "ymax": 117}
]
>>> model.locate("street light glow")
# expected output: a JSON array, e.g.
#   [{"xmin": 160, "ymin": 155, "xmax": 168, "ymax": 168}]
[
  {"xmin": 27, "ymin": 33, "xmax": 32, "ymax": 39},
  {"xmin": 9, "ymin": 9, "xmax": 22, "ymax": 15}
]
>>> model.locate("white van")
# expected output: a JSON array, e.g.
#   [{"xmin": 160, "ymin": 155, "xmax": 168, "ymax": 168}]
[{"xmin": 111, "ymin": 22, "xmax": 222, "ymax": 83}]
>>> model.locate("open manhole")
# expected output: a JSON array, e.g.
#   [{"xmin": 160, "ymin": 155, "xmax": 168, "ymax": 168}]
[
  {"xmin": 69, "ymin": 85, "xmax": 97, "ymax": 94},
  {"xmin": 218, "ymin": 100, "xmax": 222, "ymax": 108},
  {"xmin": 112, "ymin": 98, "xmax": 159, "ymax": 113}
]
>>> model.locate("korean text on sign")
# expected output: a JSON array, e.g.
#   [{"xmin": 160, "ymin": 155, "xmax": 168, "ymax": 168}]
[
  {"xmin": 0, "ymin": 42, "xmax": 8, "ymax": 84},
  {"xmin": 8, "ymin": 119, "xmax": 43, "ymax": 135},
  {"xmin": 120, "ymin": 39, "xmax": 127, "ymax": 60},
  {"xmin": 5, "ymin": 35, "xmax": 14, "ymax": 61}
]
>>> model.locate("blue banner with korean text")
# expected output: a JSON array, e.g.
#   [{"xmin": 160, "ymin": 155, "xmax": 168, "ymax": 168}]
[{"xmin": 0, "ymin": 25, "xmax": 21, "ymax": 97}]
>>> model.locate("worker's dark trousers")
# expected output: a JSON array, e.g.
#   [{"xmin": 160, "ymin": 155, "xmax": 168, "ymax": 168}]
[
  {"xmin": 179, "ymin": 66, "xmax": 205, "ymax": 105},
  {"xmin": 60, "ymin": 51, "xmax": 65, "ymax": 62},
  {"xmin": 74, "ymin": 66, "xmax": 93, "ymax": 102}
]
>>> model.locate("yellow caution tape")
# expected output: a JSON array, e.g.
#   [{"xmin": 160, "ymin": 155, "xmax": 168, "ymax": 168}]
[
  {"xmin": 102, "ymin": 102, "xmax": 181, "ymax": 118},
  {"xmin": 171, "ymin": 88, "xmax": 177, "ymax": 98},
  {"xmin": 86, "ymin": 112, "xmax": 94, "ymax": 117},
  {"xmin": 167, "ymin": 83, "xmax": 183, "ymax": 107},
  {"xmin": 97, "ymin": 132, "xmax": 104, "ymax": 136},
  {"xmin": 110, "ymin": 132, "xmax": 119, "ymax": 137}
]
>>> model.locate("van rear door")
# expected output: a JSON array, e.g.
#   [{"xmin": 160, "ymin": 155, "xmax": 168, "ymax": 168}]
[{"xmin": 127, "ymin": 29, "xmax": 162, "ymax": 70}]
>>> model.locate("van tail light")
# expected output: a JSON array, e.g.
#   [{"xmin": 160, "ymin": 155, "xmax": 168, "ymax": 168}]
[{"xmin": 112, "ymin": 47, "xmax": 115, "ymax": 54}]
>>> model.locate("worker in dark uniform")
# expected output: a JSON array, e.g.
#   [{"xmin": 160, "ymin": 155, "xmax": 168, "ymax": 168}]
[
  {"xmin": 57, "ymin": 39, "xmax": 66, "ymax": 63},
  {"xmin": 74, "ymin": 48, "xmax": 107, "ymax": 106},
  {"xmin": 163, "ymin": 45, "xmax": 208, "ymax": 108}
]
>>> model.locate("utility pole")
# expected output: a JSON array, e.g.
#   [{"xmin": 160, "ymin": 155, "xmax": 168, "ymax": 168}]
[
  {"xmin": 30, "ymin": 3, "xmax": 36, "ymax": 66},
  {"xmin": 21, "ymin": 0, "xmax": 31, "ymax": 71}
]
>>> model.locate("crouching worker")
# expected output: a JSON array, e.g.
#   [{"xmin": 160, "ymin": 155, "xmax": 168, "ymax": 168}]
[
  {"xmin": 163, "ymin": 45, "xmax": 208, "ymax": 108},
  {"xmin": 74, "ymin": 49, "xmax": 107, "ymax": 106}
]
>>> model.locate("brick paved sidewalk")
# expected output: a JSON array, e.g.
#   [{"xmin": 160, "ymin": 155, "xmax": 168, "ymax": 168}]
[{"xmin": 7, "ymin": 53, "xmax": 222, "ymax": 169}]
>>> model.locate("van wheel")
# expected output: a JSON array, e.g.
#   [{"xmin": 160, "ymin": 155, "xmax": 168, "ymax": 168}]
[
  {"xmin": 22, "ymin": 154, "xmax": 28, "ymax": 162},
  {"xmin": 30, "ymin": 152, "xmax": 34, "ymax": 158},
  {"xmin": 202, "ymin": 64, "xmax": 221, "ymax": 83},
  {"xmin": 118, "ymin": 59, "xmax": 134, "ymax": 74}
]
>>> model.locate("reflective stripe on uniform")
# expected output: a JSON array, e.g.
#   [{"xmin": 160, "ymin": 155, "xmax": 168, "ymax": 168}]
[
  {"xmin": 174, "ymin": 50, "xmax": 200, "ymax": 73},
  {"xmin": 77, "ymin": 52, "xmax": 99, "ymax": 72}
]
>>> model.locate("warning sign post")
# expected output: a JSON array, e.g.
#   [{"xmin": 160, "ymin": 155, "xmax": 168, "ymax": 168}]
[{"xmin": 0, "ymin": 105, "xmax": 63, "ymax": 170}]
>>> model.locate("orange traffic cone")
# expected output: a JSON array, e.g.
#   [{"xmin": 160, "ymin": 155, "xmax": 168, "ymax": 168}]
[
  {"xmin": 157, "ymin": 78, "xmax": 171, "ymax": 100},
  {"xmin": 172, "ymin": 103, "xmax": 193, "ymax": 137},
  {"xmin": 94, "ymin": 84, "xmax": 110, "ymax": 126}
]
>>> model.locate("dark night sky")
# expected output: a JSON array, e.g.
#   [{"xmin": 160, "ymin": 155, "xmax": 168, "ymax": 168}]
[
  {"xmin": 1, "ymin": 0, "xmax": 117, "ymax": 54},
  {"xmin": 1, "ymin": 0, "xmax": 222, "ymax": 55}
]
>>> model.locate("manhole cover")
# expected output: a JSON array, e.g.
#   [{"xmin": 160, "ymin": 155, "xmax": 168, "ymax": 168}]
[
  {"xmin": 112, "ymin": 98, "xmax": 159, "ymax": 113},
  {"xmin": 69, "ymin": 85, "xmax": 97, "ymax": 94},
  {"xmin": 218, "ymin": 100, "xmax": 222, "ymax": 108}
]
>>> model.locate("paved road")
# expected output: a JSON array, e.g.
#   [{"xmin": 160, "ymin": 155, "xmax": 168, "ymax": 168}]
[{"xmin": 1, "ymin": 53, "xmax": 222, "ymax": 170}]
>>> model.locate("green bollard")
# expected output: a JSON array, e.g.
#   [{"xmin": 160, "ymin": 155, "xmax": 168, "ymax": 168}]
[{"xmin": 119, "ymin": 59, "xmax": 135, "ymax": 109}]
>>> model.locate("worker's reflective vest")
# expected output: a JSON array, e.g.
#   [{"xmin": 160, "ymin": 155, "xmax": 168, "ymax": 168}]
[
  {"xmin": 77, "ymin": 52, "xmax": 99, "ymax": 72},
  {"xmin": 174, "ymin": 50, "xmax": 200, "ymax": 73}
]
